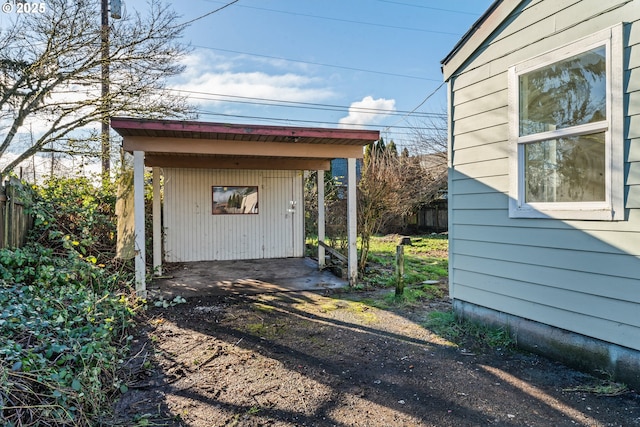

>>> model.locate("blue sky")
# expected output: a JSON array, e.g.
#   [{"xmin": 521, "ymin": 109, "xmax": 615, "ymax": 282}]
[
  {"xmin": 125, "ymin": 0, "xmax": 494, "ymax": 147},
  {"xmin": 0, "ymin": 0, "xmax": 494, "ymax": 177}
]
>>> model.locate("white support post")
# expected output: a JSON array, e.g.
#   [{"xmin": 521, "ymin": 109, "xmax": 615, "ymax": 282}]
[
  {"xmin": 347, "ymin": 157, "xmax": 358, "ymax": 285},
  {"xmin": 133, "ymin": 151, "xmax": 146, "ymax": 298},
  {"xmin": 317, "ymin": 170, "xmax": 325, "ymax": 269},
  {"xmin": 152, "ymin": 167, "xmax": 162, "ymax": 277}
]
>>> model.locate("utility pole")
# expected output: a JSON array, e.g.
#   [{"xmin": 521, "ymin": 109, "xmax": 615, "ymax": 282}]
[
  {"xmin": 101, "ymin": 0, "xmax": 110, "ymax": 182},
  {"xmin": 101, "ymin": 0, "xmax": 121, "ymax": 182}
]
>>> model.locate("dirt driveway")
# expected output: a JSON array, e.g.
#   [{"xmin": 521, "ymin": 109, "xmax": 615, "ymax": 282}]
[{"xmin": 112, "ymin": 289, "xmax": 639, "ymax": 427}]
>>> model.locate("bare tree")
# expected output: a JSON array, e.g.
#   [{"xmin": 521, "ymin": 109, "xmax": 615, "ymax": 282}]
[
  {"xmin": 357, "ymin": 120, "xmax": 449, "ymax": 271},
  {"xmin": 0, "ymin": 0, "xmax": 192, "ymax": 180},
  {"xmin": 357, "ymin": 140, "xmax": 405, "ymax": 271},
  {"xmin": 406, "ymin": 113, "xmax": 447, "ymax": 164},
  {"xmin": 404, "ymin": 113, "xmax": 449, "ymax": 208}
]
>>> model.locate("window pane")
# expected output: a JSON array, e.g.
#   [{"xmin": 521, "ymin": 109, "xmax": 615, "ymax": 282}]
[
  {"xmin": 519, "ymin": 47, "xmax": 606, "ymax": 136},
  {"xmin": 524, "ymin": 133, "xmax": 605, "ymax": 203}
]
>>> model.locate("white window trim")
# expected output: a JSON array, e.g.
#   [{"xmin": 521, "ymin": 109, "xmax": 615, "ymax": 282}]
[{"xmin": 508, "ymin": 24, "xmax": 624, "ymax": 221}]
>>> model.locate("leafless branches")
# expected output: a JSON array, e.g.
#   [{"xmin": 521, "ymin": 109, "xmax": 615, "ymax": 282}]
[
  {"xmin": 357, "ymin": 117, "xmax": 448, "ymax": 270},
  {"xmin": 0, "ymin": 0, "xmax": 193, "ymax": 179}
]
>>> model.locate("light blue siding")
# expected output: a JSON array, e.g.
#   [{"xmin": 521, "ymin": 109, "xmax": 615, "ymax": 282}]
[
  {"xmin": 447, "ymin": 0, "xmax": 640, "ymax": 351},
  {"xmin": 628, "ymin": 33, "xmax": 640, "ymax": 208}
]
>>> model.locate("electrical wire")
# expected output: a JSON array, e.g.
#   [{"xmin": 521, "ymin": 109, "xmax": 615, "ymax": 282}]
[
  {"xmin": 179, "ymin": 0, "xmax": 241, "ymax": 27},
  {"xmin": 382, "ymin": 82, "xmax": 445, "ymax": 132},
  {"xmin": 193, "ymin": 108, "xmax": 443, "ymax": 131},
  {"xmin": 201, "ymin": 0, "xmax": 463, "ymax": 36},
  {"xmin": 163, "ymin": 88, "xmax": 446, "ymax": 118},
  {"xmin": 372, "ymin": 0, "xmax": 479, "ymax": 15},
  {"xmin": 191, "ymin": 45, "xmax": 438, "ymax": 82}
]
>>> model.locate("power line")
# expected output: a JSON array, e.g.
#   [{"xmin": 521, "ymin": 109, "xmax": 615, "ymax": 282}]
[
  {"xmin": 179, "ymin": 0, "xmax": 241, "ymax": 27},
  {"xmin": 164, "ymin": 88, "xmax": 446, "ymax": 118},
  {"xmin": 194, "ymin": 108, "xmax": 443, "ymax": 131},
  {"xmin": 201, "ymin": 1, "xmax": 463, "ymax": 36},
  {"xmin": 44, "ymin": 85, "xmax": 449, "ymax": 121},
  {"xmin": 382, "ymin": 82, "xmax": 446, "ymax": 132},
  {"xmin": 161, "ymin": 88, "xmax": 448, "ymax": 136},
  {"xmin": 191, "ymin": 45, "xmax": 438, "ymax": 82},
  {"xmin": 372, "ymin": 0, "xmax": 479, "ymax": 15}
]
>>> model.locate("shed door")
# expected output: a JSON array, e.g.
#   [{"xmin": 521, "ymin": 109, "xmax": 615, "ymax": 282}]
[{"xmin": 263, "ymin": 177, "xmax": 295, "ymax": 258}]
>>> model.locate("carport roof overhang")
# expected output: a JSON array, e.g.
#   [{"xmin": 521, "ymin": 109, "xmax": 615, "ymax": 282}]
[{"xmin": 111, "ymin": 117, "xmax": 380, "ymax": 170}]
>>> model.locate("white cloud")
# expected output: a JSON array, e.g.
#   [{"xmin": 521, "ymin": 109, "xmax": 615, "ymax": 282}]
[
  {"xmin": 339, "ymin": 96, "xmax": 396, "ymax": 129},
  {"xmin": 173, "ymin": 71, "xmax": 333, "ymax": 103},
  {"xmin": 170, "ymin": 51, "xmax": 335, "ymax": 108},
  {"xmin": 179, "ymin": 50, "xmax": 235, "ymax": 76}
]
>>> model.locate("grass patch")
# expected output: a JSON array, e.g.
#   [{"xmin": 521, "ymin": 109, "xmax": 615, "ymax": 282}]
[
  {"xmin": 245, "ymin": 321, "xmax": 285, "ymax": 339},
  {"xmin": 313, "ymin": 299, "xmax": 379, "ymax": 324},
  {"xmin": 345, "ymin": 301, "xmax": 377, "ymax": 324},
  {"xmin": 423, "ymin": 311, "xmax": 515, "ymax": 351},
  {"xmin": 563, "ymin": 379, "xmax": 629, "ymax": 396},
  {"xmin": 362, "ymin": 234, "xmax": 448, "ymax": 289},
  {"xmin": 307, "ymin": 234, "xmax": 448, "ymax": 290},
  {"xmin": 382, "ymin": 284, "xmax": 445, "ymax": 306},
  {"xmin": 318, "ymin": 301, "xmax": 340, "ymax": 312},
  {"xmin": 252, "ymin": 303, "xmax": 276, "ymax": 313},
  {"xmin": 247, "ymin": 405, "xmax": 262, "ymax": 415},
  {"xmin": 423, "ymin": 311, "xmax": 462, "ymax": 340}
]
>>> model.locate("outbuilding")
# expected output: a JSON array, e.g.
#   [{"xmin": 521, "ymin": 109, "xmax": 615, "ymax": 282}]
[
  {"xmin": 111, "ymin": 118, "xmax": 379, "ymax": 295},
  {"xmin": 442, "ymin": 0, "xmax": 640, "ymax": 387}
]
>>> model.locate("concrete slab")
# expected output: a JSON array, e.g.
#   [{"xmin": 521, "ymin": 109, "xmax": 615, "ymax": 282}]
[{"xmin": 149, "ymin": 257, "xmax": 347, "ymax": 299}]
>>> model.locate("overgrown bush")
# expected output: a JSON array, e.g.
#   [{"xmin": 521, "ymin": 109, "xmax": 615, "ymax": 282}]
[
  {"xmin": 30, "ymin": 177, "xmax": 119, "ymax": 265},
  {"xmin": 0, "ymin": 177, "xmax": 139, "ymax": 426}
]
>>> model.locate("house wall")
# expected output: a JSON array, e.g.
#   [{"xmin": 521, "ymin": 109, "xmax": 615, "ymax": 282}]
[
  {"xmin": 163, "ymin": 168, "xmax": 304, "ymax": 262},
  {"xmin": 448, "ymin": 0, "xmax": 640, "ymax": 353}
]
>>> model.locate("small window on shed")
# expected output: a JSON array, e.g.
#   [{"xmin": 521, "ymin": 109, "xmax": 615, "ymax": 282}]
[
  {"xmin": 212, "ymin": 186, "xmax": 259, "ymax": 215},
  {"xmin": 508, "ymin": 24, "xmax": 624, "ymax": 220}
]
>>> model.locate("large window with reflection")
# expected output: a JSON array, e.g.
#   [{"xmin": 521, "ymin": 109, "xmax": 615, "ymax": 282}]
[{"xmin": 508, "ymin": 25, "xmax": 624, "ymax": 220}]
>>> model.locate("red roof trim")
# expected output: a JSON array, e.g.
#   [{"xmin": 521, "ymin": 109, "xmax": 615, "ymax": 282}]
[{"xmin": 110, "ymin": 117, "xmax": 380, "ymax": 142}]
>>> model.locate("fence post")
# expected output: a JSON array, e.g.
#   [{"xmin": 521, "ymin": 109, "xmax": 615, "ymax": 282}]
[
  {"xmin": 395, "ymin": 244, "xmax": 405, "ymax": 296},
  {"xmin": 3, "ymin": 181, "xmax": 10, "ymax": 248},
  {"xmin": 0, "ymin": 182, "xmax": 6, "ymax": 249}
]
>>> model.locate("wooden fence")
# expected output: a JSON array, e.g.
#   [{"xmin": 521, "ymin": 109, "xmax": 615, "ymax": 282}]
[
  {"xmin": 407, "ymin": 199, "xmax": 448, "ymax": 233},
  {"xmin": 0, "ymin": 178, "xmax": 34, "ymax": 249}
]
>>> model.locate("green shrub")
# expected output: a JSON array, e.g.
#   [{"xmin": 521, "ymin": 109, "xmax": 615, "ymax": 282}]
[
  {"xmin": 0, "ymin": 177, "xmax": 139, "ymax": 425},
  {"xmin": 29, "ymin": 176, "xmax": 118, "ymax": 265}
]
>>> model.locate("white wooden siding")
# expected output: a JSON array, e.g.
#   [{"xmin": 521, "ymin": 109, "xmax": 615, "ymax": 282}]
[
  {"xmin": 262, "ymin": 175, "xmax": 305, "ymax": 258},
  {"xmin": 448, "ymin": 0, "xmax": 640, "ymax": 350},
  {"xmin": 163, "ymin": 168, "xmax": 303, "ymax": 262}
]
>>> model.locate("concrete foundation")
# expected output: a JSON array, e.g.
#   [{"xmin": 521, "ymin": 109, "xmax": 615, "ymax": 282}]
[
  {"xmin": 150, "ymin": 257, "xmax": 348, "ymax": 299},
  {"xmin": 454, "ymin": 300, "xmax": 640, "ymax": 390}
]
